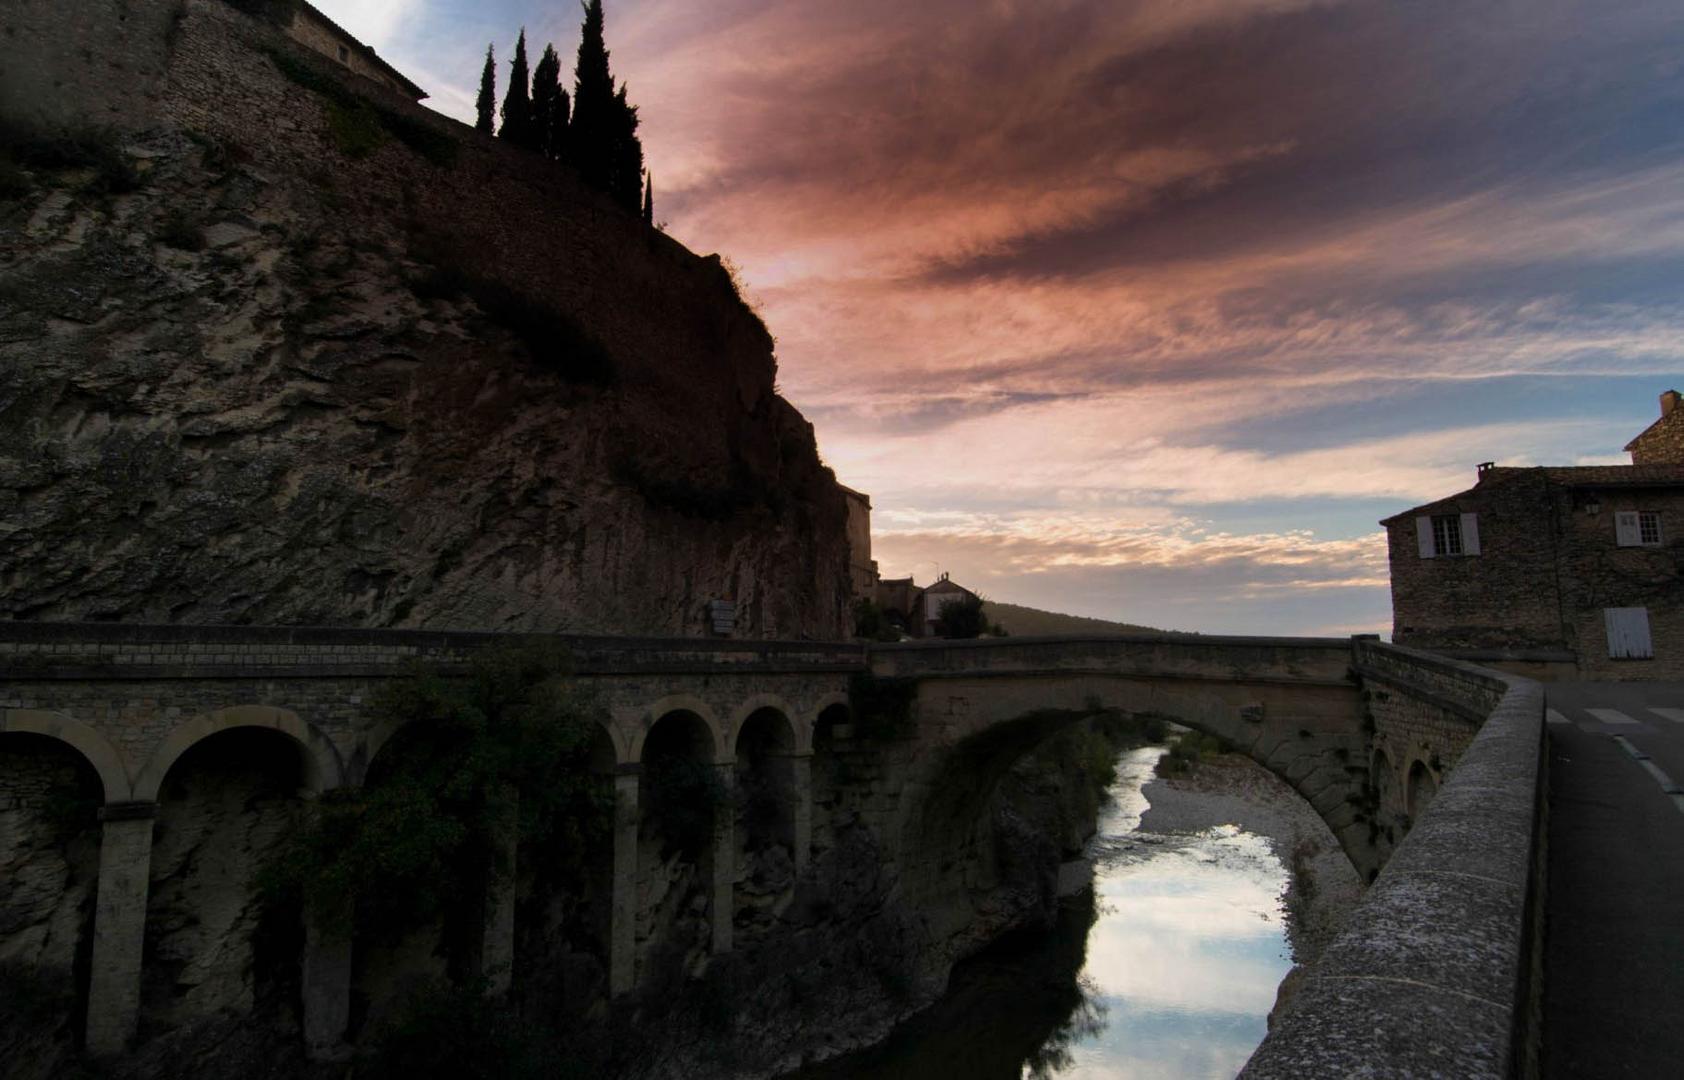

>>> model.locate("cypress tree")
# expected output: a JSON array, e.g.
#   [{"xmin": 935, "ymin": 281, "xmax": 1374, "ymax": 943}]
[
  {"xmin": 609, "ymin": 85, "xmax": 643, "ymax": 213},
  {"xmin": 571, "ymin": 1, "xmax": 615, "ymax": 194},
  {"xmin": 643, "ymin": 172, "xmax": 653, "ymax": 226},
  {"xmin": 475, "ymin": 44, "xmax": 496, "ymax": 134},
  {"xmin": 571, "ymin": 2, "xmax": 646, "ymax": 213},
  {"xmin": 500, "ymin": 29, "xmax": 533, "ymax": 149},
  {"xmin": 531, "ymin": 44, "xmax": 567, "ymax": 161}
]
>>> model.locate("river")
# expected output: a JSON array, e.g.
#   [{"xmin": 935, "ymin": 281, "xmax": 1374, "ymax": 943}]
[{"xmin": 789, "ymin": 744, "xmax": 1331, "ymax": 1079}]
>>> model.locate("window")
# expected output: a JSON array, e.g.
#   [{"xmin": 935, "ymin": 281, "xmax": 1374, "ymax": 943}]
[
  {"xmin": 337, "ymin": 44, "xmax": 350, "ymax": 64},
  {"xmin": 1415, "ymin": 513, "xmax": 1480, "ymax": 558},
  {"xmin": 1605, "ymin": 607, "xmax": 1653, "ymax": 659},
  {"xmin": 1614, "ymin": 511, "xmax": 1663, "ymax": 547},
  {"xmin": 1432, "ymin": 514, "xmax": 1462, "ymax": 556}
]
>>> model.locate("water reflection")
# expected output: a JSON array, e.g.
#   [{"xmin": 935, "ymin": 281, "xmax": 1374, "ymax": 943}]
[{"xmin": 787, "ymin": 746, "xmax": 1293, "ymax": 1080}]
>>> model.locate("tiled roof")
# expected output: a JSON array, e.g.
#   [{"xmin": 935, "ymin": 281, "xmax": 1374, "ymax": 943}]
[
  {"xmin": 1379, "ymin": 464, "xmax": 1684, "ymax": 525},
  {"xmin": 297, "ymin": 1, "xmax": 427, "ymax": 99},
  {"xmin": 1535, "ymin": 464, "xmax": 1684, "ymax": 486}
]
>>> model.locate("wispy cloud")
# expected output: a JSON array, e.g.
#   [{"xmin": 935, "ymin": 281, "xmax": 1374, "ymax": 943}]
[{"xmin": 319, "ymin": 0, "xmax": 1684, "ymax": 634}]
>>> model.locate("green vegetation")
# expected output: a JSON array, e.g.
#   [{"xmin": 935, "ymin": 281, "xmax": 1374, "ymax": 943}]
[
  {"xmin": 1152, "ymin": 729, "xmax": 1232, "ymax": 778},
  {"xmin": 939, "ymin": 593, "xmax": 989, "ymax": 639},
  {"xmin": 260, "ymin": 645, "xmax": 611, "ymax": 934},
  {"xmin": 848, "ymin": 672, "xmax": 919, "ymax": 740},
  {"xmin": 851, "ymin": 597, "xmax": 902, "ymax": 641},
  {"xmin": 478, "ymin": 2, "xmax": 644, "ymax": 214},
  {"xmin": 530, "ymin": 44, "xmax": 569, "ymax": 161},
  {"xmin": 475, "ymin": 44, "xmax": 497, "ymax": 134},
  {"xmin": 643, "ymin": 755, "xmax": 727, "ymax": 858},
  {"xmin": 499, "ymin": 30, "xmax": 534, "ymax": 149},
  {"xmin": 570, "ymin": 0, "xmax": 643, "ymax": 212},
  {"xmin": 325, "ymin": 99, "xmax": 388, "ymax": 158}
]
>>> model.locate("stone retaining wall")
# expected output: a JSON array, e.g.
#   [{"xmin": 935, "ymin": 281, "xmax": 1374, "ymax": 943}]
[{"xmin": 1242, "ymin": 641, "xmax": 1546, "ymax": 1079}]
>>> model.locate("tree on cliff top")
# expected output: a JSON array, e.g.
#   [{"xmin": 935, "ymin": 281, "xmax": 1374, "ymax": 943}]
[
  {"xmin": 530, "ymin": 43, "xmax": 570, "ymax": 161},
  {"xmin": 474, "ymin": 43, "xmax": 496, "ymax": 134},
  {"xmin": 571, "ymin": 0, "xmax": 644, "ymax": 213},
  {"xmin": 643, "ymin": 171, "xmax": 653, "ymax": 226},
  {"xmin": 499, "ymin": 29, "xmax": 533, "ymax": 149}
]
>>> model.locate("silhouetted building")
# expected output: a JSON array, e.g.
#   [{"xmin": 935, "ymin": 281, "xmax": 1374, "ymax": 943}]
[
  {"xmin": 840, "ymin": 485, "xmax": 879, "ymax": 601},
  {"xmin": 284, "ymin": 2, "xmax": 427, "ymax": 99},
  {"xmin": 873, "ymin": 572, "xmax": 981, "ymax": 638},
  {"xmin": 1383, "ymin": 391, "xmax": 1684, "ymax": 679}
]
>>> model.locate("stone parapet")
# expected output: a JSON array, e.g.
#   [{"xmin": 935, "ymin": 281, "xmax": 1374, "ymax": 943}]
[
  {"xmin": 1242, "ymin": 642, "xmax": 1545, "ymax": 1079},
  {"xmin": 0, "ymin": 622, "xmax": 865, "ymax": 680}
]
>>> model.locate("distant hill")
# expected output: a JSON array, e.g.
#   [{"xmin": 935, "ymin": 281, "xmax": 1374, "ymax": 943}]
[{"xmin": 984, "ymin": 600, "xmax": 1166, "ymax": 637}]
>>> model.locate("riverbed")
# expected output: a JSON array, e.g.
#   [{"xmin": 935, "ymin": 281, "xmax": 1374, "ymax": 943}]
[{"xmin": 787, "ymin": 744, "xmax": 1360, "ymax": 1079}]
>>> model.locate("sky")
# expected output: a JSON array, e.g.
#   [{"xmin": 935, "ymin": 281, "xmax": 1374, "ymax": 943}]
[{"xmin": 317, "ymin": 0, "xmax": 1684, "ymax": 636}]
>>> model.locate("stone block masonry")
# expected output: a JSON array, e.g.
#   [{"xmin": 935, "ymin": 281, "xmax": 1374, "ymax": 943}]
[
  {"xmin": 2, "ymin": 622, "xmax": 1521, "ymax": 1075},
  {"xmin": 1243, "ymin": 642, "xmax": 1547, "ymax": 1080}
]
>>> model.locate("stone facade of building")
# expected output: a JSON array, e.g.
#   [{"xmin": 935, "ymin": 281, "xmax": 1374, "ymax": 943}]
[
  {"xmin": 870, "ymin": 573, "xmax": 984, "ymax": 638},
  {"xmin": 840, "ymin": 485, "xmax": 879, "ymax": 600},
  {"xmin": 284, "ymin": 1, "xmax": 426, "ymax": 99},
  {"xmin": 1625, "ymin": 389, "xmax": 1684, "ymax": 465},
  {"xmin": 1384, "ymin": 398, "xmax": 1684, "ymax": 679}
]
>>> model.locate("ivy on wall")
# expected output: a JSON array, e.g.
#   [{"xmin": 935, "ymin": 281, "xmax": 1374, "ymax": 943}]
[{"xmin": 260, "ymin": 645, "xmax": 611, "ymax": 934}]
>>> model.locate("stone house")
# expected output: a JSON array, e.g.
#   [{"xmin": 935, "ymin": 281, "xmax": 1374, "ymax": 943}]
[
  {"xmin": 283, "ymin": 2, "xmax": 427, "ymax": 100},
  {"xmin": 840, "ymin": 485, "xmax": 879, "ymax": 601},
  {"xmin": 873, "ymin": 572, "xmax": 982, "ymax": 638},
  {"xmin": 1382, "ymin": 391, "xmax": 1684, "ymax": 679},
  {"xmin": 1626, "ymin": 388, "xmax": 1684, "ymax": 464}
]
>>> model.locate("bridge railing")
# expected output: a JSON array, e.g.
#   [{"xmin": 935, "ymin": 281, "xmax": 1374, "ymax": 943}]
[
  {"xmin": 0, "ymin": 622, "xmax": 866, "ymax": 678},
  {"xmin": 1241, "ymin": 640, "xmax": 1546, "ymax": 1079},
  {"xmin": 866, "ymin": 632, "xmax": 1357, "ymax": 685}
]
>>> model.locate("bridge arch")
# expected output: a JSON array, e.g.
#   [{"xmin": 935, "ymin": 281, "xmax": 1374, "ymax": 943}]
[
  {"xmin": 355, "ymin": 710, "xmax": 630, "ymax": 785},
  {"xmin": 133, "ymin": 705, "xmax": 343, "ymax": 801},
  {"xmin": 892, "ymin": 668, "xmax": 1370, "ymax": 939},
  {"xmin": 1, "ymin": 708, "xmax": 131, "ymax": 803},
  {"xmin": 631, "ymin": 695, "xmax": 727, "ymax": 764},
  {"xmin": 729, "ymin": 694, "xmax": 809, "ymax": 754},
  {"xmin": 1406, "ymin": 758, "xmax": 1439, "ymax": 819}
]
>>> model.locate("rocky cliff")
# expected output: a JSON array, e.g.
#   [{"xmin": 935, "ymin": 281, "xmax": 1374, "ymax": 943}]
[{"xmin": 0, "ymin": 0, "xmax": 851, "ymax": 638}]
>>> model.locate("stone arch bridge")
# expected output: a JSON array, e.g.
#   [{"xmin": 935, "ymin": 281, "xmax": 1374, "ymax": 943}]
[{"xmin": 0, "ymin": 624, "xmax": 1479, "ymax": 1059}]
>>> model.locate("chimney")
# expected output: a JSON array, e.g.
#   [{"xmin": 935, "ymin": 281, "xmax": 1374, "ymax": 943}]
[{"xmin": 1663, "ymin": 390, "xmax": 1681, "ymax": 418}]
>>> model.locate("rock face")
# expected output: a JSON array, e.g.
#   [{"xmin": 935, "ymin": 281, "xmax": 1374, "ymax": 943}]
[{"xmin": 0, "ymin": 0, "xmax": 851, "ymax": 638}]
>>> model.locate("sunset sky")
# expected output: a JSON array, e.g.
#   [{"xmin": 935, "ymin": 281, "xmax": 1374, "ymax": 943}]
[{"xmin": 318, "ymin": 0, "xmax": 1684, "ymax": 635}]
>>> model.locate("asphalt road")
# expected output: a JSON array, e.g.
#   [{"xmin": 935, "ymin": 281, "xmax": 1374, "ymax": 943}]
[{"xmin": 1543, "ymin": 682, "xmax": 1684, "ymax": 1079}]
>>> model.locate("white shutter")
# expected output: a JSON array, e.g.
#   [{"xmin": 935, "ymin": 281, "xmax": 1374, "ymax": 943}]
[
  {"xmin": 1605, "ymin": 607, "xmax": 1654, "ymax": 659},
  {"xmin": 1460, "ymin": 513, "xmax": 1480, "ymax": 556},
  {"xmin": 1416, "ymin": 516, "xmax": 1435, "ymax": 558},
  {"xmin": 1614, "ymin": 512, "xmax": 1641, "ymax": 547}
]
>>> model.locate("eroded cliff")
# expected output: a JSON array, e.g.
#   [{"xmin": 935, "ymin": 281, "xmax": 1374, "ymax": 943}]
[{"xmin": 0, "ymin": 0, "xmax": 850, "ymax": 638}]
